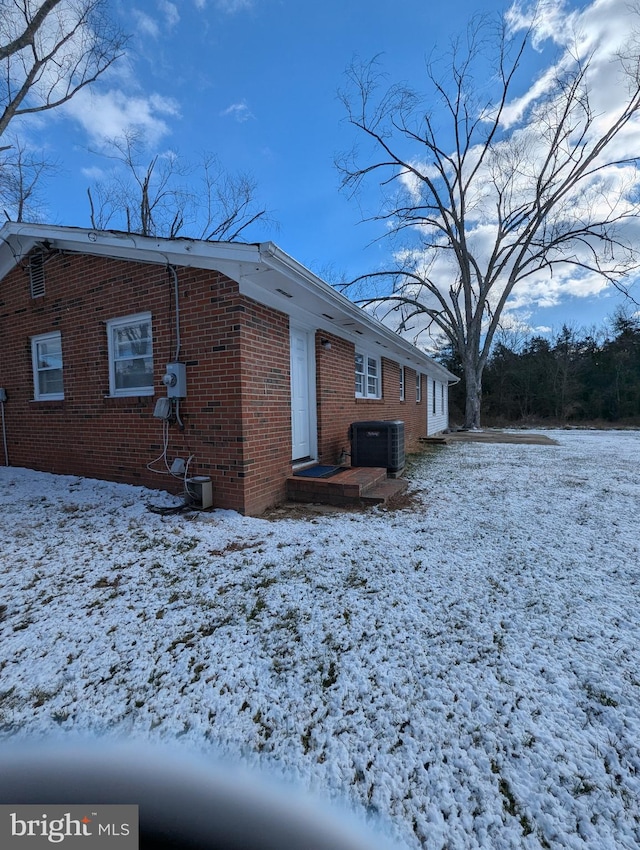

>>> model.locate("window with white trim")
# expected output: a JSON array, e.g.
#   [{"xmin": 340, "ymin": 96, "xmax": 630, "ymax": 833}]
[
  {"xmin": 441, "ymin": 382, "xmax": 445, "ymax": 414},
  {"xmin": 32, "ymin": 331, "xmax": 64, "ymax": 400},
  {"xmin": 399, "ymin": 365, "xmax": 405, "ymax": 401},
  {"xmin": 355, "ymin": 351, "xmax": 381, "ymax": 399},
  {"xmin": 107, "ymin": 313, "xmax": 154, "ymax": 396},
  {"xmin": 416, "ymin": 372, "xmax": 422, "ymax": 403},
  {"xmin": 433, "ymin": 379, "xmax": 437, "ymax": 414}
]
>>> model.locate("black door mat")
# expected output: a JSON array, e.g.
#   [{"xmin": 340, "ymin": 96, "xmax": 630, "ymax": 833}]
[{"xmin": 293, "ymin": 465, "xmax": 347, "ymax": 478}]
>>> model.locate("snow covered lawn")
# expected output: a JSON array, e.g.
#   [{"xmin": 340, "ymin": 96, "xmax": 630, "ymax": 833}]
[{"xmin": 1, "ymin": 430, "xmax": 639, "ymax": 849}]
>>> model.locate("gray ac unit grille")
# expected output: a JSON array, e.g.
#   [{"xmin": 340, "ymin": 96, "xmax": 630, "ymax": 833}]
[{"xmin": 350, "ymin": 420, "xmax": 405, "ymax": 472}]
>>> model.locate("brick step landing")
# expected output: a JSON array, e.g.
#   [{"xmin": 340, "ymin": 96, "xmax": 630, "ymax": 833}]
[{"xmin": 286, "ymin": 466, "xmax": 407, "ymax": 507}]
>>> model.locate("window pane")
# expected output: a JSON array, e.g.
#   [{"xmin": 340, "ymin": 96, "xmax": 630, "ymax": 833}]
[
  {"xmin": 114, "ymin": 323, "xmax": 151, "ymax": 358},
  {"xmin": 37, "ymin": 339, "xmax": 62, "ymax": 370},
  {"xmin": 38, "ymin": 369, "xmax": 63, "ymax": 396},
  {"xmin": 115, "ymin": 357, "xmax": 153, "ymax": 390},
  {"xmin": 368, "ymin": 374, "xmax": 379, "ymax": 396},
  {"xmin": 355, "ymin": 353, "xmax": 364, "ymax": 394}
]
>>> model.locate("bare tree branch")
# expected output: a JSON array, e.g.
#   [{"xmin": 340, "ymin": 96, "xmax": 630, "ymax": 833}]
[
  {"xmin": 0, "ymin": 0, "xmax": 128, "ymax": 139},
  {"xmin": 337, "ymin": 10, "xmax": 640, "ymax": 428},
  {"xmin": 86, "ymin": 134, "xmax": 272, "ymax": 241}
]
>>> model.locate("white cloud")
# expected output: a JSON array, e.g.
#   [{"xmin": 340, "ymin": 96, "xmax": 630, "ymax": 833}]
[
  {"xmin": 158, "ymin": 0, "xmax": 180, "ymax": 29},
  {"xmin": 64, "ymin": 89, "xmax": 180, "ymax": 147},
  {"xmin": 132, "ymin": 10, "xmax": 161, "ymax": 39},
  {"xmin": 81, "ymin": 165, "xmax": 109, "ymax": 181},
  {"xmin": 220, "ymin": 100, "xmax": 255, "ymax": 122},
  {"xmin": 215, "ymin": 0, "xmax": 254, "ymax": 13}
]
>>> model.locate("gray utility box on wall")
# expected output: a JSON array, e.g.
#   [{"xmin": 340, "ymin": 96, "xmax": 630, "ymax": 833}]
[{"xmin": 349, "ymin": 420, "xmax": 405, "ymax": 474}]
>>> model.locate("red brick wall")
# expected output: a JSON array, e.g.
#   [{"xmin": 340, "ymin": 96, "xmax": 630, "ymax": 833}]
[
  {"xmin": 315, "ymin": 330, "xmax": 427, "ymax": 465},
  {"xmin": 237, "ymin": 301, "xmax": 291, "ymax": 515},
  {"xmin": 0, "ymin": 251, "xmax": 293, "ymax": 514},
  {"xmin": 0, "ymin": 250, "xmax": 430, "ymax": 514}
]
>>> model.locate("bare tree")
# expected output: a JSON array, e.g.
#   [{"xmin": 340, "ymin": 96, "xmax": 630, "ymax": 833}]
[
  {"xmin": 87, "ymin": 131, "xmax": 270, "ymax": 241},
  {"xmin": 337, "ymin": 11, "xmax": 640, "ymax": 428},
  {"xmin": 0, "ymin": 1, "xmax": 127, "ymax": 219},
  {"xmin": 0, "ymin": 135, "xmax": 56, "ymax": 220},
  {"xmin": 0, "ymin": 0, "xmax": 127, "ymax": 139}
]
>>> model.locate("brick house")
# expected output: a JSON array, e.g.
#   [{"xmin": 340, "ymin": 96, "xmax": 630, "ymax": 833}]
[{"xmin": 0, "ymin": 223, "xmax": 457, "ymax": 514}]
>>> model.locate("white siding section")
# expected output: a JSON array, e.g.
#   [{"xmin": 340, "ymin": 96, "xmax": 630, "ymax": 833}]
[{"xmin": 426, "ymin": 378, "xmax": 449, "ymax": 435}]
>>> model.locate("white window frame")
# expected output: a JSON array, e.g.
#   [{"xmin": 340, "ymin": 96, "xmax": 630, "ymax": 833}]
[
  {"xmin": 416, "ymin": 372, "xmax": 422, "ymax": 403},
  {"xmin": 441, "ymin": 382, "xmax": 445, "ymax": 414},
  {"xmin": 399, "ymin": 365, "xmax": 405, "ymax": 401},
  {"xmin": 433, "ymin": 379, "xmax": 437, "ymax": 414},
  {"xmin": 107, "ymin": 312, "xmax": 154, "ymax": 397},
  {"xmin": 355, "ymin": 350, "xmax": 381, "ymax": 399},
  {"xmin": 31, "ymin": 331, "xmax": 64, "ymax": 400}
]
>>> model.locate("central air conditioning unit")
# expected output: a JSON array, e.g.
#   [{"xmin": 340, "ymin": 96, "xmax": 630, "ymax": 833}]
[{"xmin": 349, "ymin": 420, "xmax": 405, "ymax": 474}]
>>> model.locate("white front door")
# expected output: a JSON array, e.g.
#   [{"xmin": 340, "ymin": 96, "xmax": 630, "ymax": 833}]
[{"xmin": 290, "ymin": 326, "xmax": 316, "ymax": 461}]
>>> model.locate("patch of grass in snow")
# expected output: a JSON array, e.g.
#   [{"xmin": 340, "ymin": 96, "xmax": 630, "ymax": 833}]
[
  {"xmin": 573, "ymin": 775, "xmax": 597, "ymax": 796},
  {"xmin": 93, "ymin": 575, "xmax": 121, "ymax": 589},
  {"xmin": 252, "ymin": 709, "xmax": 274, "ymax": 750},
  {"xmin": 344, "ymin": 568, "xmax": 367, "ymax": 589},
  {"xmin": 254, "ymin": 574, "xmax": 277, "ymax": 590},
  {"xmin": 31, "ymin": 686, "xmax": 61, "ymax": 708},
  {"xmin": 208, "ymin": 540, "xmax": 266, "ymax": 556},
  {"xmin": 167, "ymin": 632, "xmax": 196, "ymax": 652},
  {"xmin": 273, "ymin": 607, "xmax": 304, "ymax": 638},
  {"xmin": 173, "ymin": 537, "xmax": 201, "ymax": 554},
  {"xmin": 301, "ymin": 727, "xmax": 313, "ymax": 754},
  {"xmin": 248, "ymin": 596, "xmax": 266, "ymax": 620},
  {"xmin": 585, "ymin": 684, "xmax": 619, "ymax": 707},
  {"xmin": 321, "ymin": 660, "xmax": 338, "ymax": 689}
]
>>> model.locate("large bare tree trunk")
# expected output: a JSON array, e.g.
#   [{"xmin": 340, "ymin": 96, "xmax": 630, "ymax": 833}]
[{"xmin": 463, "ymin": 360, "xmax": 483, "ymax": 430}]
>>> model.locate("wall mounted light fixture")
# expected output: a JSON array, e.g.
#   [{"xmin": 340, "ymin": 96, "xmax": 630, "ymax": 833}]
[{"xmin": 320, "ymin": 338, "xmax": 332, "ymax": 350}]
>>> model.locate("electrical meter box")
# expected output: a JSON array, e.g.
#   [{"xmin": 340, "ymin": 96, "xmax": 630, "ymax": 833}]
[{"xmin": 163, "ymin": 362, "xmax": 186, "ymax": 398}]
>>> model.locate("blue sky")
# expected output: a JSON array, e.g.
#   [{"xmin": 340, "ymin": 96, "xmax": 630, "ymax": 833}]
[{"xmin": 15, "ymin": 0, "xmax": 640, "ymax": 340}]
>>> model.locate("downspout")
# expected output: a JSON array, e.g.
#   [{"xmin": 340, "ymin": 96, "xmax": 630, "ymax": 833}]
[
  {"xmin": 1, "ymin": 394, "xmax": 8, "ymax": 466},
  {"xmin": 167, "ymin": 265, "xmax": 184, "ymax": 429}
]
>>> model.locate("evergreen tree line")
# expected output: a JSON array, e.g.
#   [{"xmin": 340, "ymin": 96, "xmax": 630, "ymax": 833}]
[{"xmin": 439, "ymin": 311, "xmax": 640, "ymax": 426}]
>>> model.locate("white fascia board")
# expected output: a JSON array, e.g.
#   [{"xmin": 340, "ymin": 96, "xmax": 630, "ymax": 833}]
[
  {"xmin": 0, "ymin": 222, "xmax": 261, "ymax": 275},
  {"xmin": 255, "ymin": 243, "xmax": 457, "ymax": 380},
  {"xmin": 0, "ymin": 223, "xmax": 457, "ymax": 381}
]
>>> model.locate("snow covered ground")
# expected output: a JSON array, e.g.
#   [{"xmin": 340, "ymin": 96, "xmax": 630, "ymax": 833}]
[{"xmin": 1, "ymin": 430, "xmax": 639, "ymax": 849}]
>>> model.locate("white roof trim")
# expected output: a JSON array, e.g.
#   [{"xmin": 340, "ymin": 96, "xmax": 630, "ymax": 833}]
[{"xmin": 0, "ymin": 222, "xmax": 457, "ymax": 381}]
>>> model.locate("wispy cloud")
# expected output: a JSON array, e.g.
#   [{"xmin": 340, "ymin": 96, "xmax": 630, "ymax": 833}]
[
  {"xmin": 132, "ymin": 9, "xmax": 160, "ymax": 39},
  {"xmin": 158, "ymin": 0, "xmax": 180, "ymax": 29},
  {"xmin": 192, "ymin": 0, "xmax": 255, "ymax": 13},
  {"xmin": 215, "ymin": 0, "xmax": 254, "ymax": 13},
  {"xmin": 64, "ymin": 90, "xmax": 180, "ymax": 147},
  {"xmin": 220, "ymin": 100, "xmax": 255, "ymax": 122}
]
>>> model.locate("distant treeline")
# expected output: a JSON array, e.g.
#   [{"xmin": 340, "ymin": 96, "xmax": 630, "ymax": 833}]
[{"xmin": 439, "ymin": 311, "xmax": 640, "ymax": 426}]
